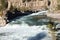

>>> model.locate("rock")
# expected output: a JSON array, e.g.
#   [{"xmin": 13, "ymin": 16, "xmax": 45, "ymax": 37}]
[{"xmin": 0, "ymin": 16, "xmax": 6, "ymax": 27}]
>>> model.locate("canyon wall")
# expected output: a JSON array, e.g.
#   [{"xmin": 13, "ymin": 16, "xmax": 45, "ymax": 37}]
[
  {"xmin": 49, "ymin": 0, "xmax": 60, "ymax": 13},
  {"xmin": 8, "ymin": 0, "xmax": 60, "ymax": 12},
  {"xmin": 0, "ymin": 0, "xmax": 60, "ymax": 12},
  {"xmin": 7, "ymin": 0, "xmax": 48, "ymax": 11}
]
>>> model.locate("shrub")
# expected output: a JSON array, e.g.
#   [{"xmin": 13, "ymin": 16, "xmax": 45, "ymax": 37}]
[
  {"xmin": 47, "ymin": 23, "xmax": 53, "ymax": 29},
  {"xmin": 56, "ymin": 0, "xmax": 60, "ymax": 10},
  {"xmin": 0, "ymin": 0, "xmax": 8, "ymax": 11},
  {"xmin": 57, "ymin": 5, "xmax": 60, "ymax": 10}
]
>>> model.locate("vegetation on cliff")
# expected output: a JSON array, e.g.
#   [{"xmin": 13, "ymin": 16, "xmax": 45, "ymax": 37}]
[
  {"xmin": 56, "ymin": 0, "xmax": 60, "ymax": 10},
  {"xmin": 0, "ymin": 0, "xmax": 8, "ymax": 11}
]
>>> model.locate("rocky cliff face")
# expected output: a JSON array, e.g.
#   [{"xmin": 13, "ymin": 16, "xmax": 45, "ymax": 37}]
[
  {"xmin": 7, "ymin": 0, "xmax": 48, "ymax": 12},
  {"xmin": 0, "ymin": 0, "xmax": 60, "ymax": 12},
  {"xmin": 7, "ymin": 0, "xmax": 60, "ymax": 12},
  {"xmin": 49, "ymin": 0, "xmax": 60, "ymax": 12}
]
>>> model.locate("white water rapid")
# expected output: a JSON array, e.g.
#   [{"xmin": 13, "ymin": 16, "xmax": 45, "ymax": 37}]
[{"xmin": 0, "ymin": 11, "xmax": 52, "ymax": 40}]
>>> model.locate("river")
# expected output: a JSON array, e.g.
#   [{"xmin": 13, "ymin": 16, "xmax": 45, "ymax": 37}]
[{"xmin": 0, "ymin": 11, "xmax": 52, "ymax": 40}]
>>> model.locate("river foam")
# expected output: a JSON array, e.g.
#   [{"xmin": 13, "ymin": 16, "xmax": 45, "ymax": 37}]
[{"xmin": 0, "ymin": 11, "xmax": 52, "ymax": 40}]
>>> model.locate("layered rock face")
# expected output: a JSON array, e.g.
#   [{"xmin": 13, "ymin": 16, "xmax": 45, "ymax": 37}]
[
  {"xmin": 49, "ymin": 0, "xmax": 60, "ymax": 13},
  {"xmin": 8, "ymin": 0, "xmax": 60, "ymax": 12},
  {"xmin": 0, "ymin": 0, "xmax": 60, "ymax": 13},
  {"xmin": 8, "ymin": 0, "xmax": 48, "ymax": 11}
]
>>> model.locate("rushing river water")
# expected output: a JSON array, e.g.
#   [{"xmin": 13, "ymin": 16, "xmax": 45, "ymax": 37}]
[{"xmin": 0, "ymin": 11, "xmax": 52, "ymax": 40}]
